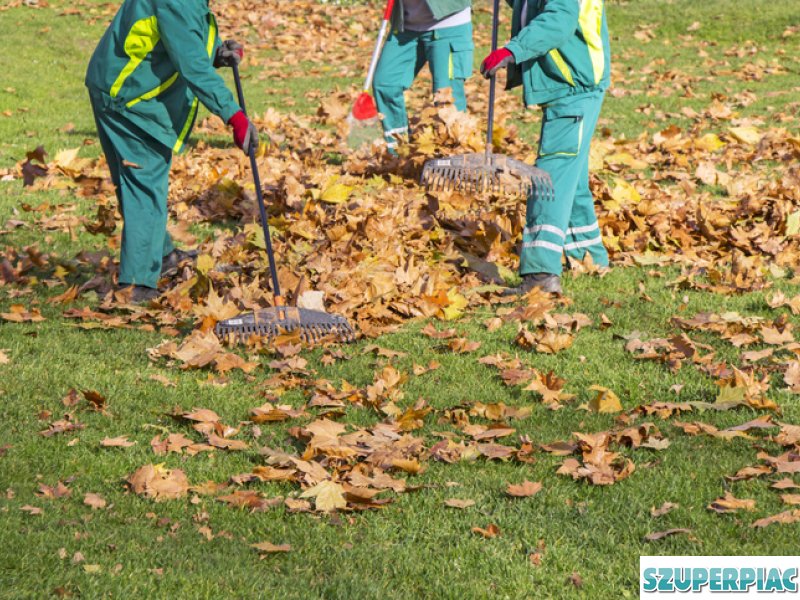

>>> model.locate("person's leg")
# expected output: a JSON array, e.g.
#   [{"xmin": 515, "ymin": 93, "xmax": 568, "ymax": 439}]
[
  {"xmin": 424, "ymin": 23, "xmax": 474, "ymax": 111},
  {"xmin": 89, "ymin": 94, "xmax": 122, "ymax": 204},
  {"xmin": 373, "ymin": 30, "xmax": 423, "ymax": 150},
  {"xmin": 563, "ymin": 92, "xmax": 609, "ymax": 268},
  {"xmin": 520, "ymin": 92, "xmax": 599, "ymax": 276},
  {"xmin": 92, "ymin": 107, "xmax": 173, "ymax": 288}
]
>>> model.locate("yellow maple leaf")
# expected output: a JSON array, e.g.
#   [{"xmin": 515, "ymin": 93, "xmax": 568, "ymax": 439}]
[
  {"xmin": 588, "ymin": 385, "xmax": 623, "ymax": 413},
  {"xmin": 441, "ymin": 288, "xmax": 468, "ymax": 321},
  {"xmin": 299, "ymin": 480, "xmax": 347, "ymax": 512},
  {"xmin": 320, "ymin": 177, "xmax": 354, "ymax": 204},
  {"xmin": 728, "ymin": 126, "xmax": 762, "ymax": 145}
]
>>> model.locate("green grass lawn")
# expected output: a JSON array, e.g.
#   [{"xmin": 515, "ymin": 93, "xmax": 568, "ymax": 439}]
[{"xmin": 2, "ymin": 0, "xmax": 800, "ymax": 598}]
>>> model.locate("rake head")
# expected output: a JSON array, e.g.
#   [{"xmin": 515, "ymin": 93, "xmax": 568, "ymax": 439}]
[
  {"xmin": 215, "ymin": 306, "xmax": 357, "ymax": 345},
  {"xmin": 421, "ymin": 153, "xmax": 554, "ymax": 201}
]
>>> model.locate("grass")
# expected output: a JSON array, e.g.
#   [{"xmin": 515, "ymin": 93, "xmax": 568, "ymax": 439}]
[{"xmin": 1, "ymin": 0, "xmax": 800, "ymax": 598}]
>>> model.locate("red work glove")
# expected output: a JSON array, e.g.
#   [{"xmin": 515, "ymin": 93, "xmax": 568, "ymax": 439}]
[
  {"xmin": 480, "ymin": 48, "xmax": 515, "ymax": 79},
  {"xmin": 228, "ymin": 110, "xmax": 259, "ymax": 155}
]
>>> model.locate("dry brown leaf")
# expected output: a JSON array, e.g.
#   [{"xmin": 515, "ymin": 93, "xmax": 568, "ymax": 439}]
[
  {"xmin": 127, "ymin": 464, "xmax": 189, "ymax": 501},
  {"xmin": 650, "ymin": 502, "xmax": 678, "ymax": 517},
  {"xmin": 506, "ymin": 480, "xmax": 542, "ymax": 498},
  {"xmin": 444, "ymin": 498, "xmax": 475, "ymax": 509},
  {"xmin": 471, "ymin": 524, "xmax": 500, "ymax": 538},
  {"xmin": 707, "ymin": 491, "xmax": 756, "ymax": 513},
  {"xmin": 83, "ymin": 493, "xmax": 107, "ymax": 510},
  {"xmin": 251, "ymin": 541, "xmax": 292, "ymax": 555},
  {"xmin": 101, "ymin": 436, "xmax": 135, "ymax": 448},
  {"xmin": 644, "ymin": 528, "xmax": 694, "ymax": 541}
]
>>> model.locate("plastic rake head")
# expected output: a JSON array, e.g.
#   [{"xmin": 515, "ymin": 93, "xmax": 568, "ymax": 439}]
[
  {"xmin": 351, "ymin": 92, "xmax": 379, "ymax": 122},
  {"xmin": 421, "ymin": 153, "xmax": 555, "ymax": 201},
  {"xmin": 215, "ymin": 307, "xmax": 357, "ymax": 345}
]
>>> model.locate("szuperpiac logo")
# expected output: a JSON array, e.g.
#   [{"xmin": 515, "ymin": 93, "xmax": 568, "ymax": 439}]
[{"xmin": 641, "ymin": 557, "xmax": 800, "ymax": 597}]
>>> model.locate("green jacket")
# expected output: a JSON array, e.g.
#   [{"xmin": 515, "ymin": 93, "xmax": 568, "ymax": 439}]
[
  {"xmin": 505, "ymin": 0, "xmax": 611, "ymax": 106},
  {"xmin": 391, "ymin": 0, "xmax": 472, "ymax": 32},
  {"xmin": 85, "ymin": 0, "xmax": 240, "ymax": 153}
]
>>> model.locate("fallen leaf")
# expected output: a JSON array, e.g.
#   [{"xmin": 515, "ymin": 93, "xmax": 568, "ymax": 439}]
[
  {"xmin": 83, "ymin": 493, "xmax": 107, "ymax": 510},
  {"xmin": 707, "ymin": 491, "xmax": 756, "ymax": 513},
  {"xmin": 506, "ymin": 481, "xmax": 543, "ymax": 498},
  {"xmin": 251, "ymin": 541, "xmax": 292, "ymax": 555},
  {"xmin": 644, "ymin": 528, "xmax": 694, "ymax": 541},
  {"xmin": 471, "ymin": 524, "xmax": 500, "ymax": 538},
  {"xmin": 299, "ymin": 480, "xmax": 347, "ymax": 512},
  {"xmin": 101, "ymin": 436, "xmax": 135, "ymax": 448},
  {"xmin": 588, "ymin": 385, "xmax": 623, "ymax": 413},
  {"xmin": 444, "ymin": 498, "xmax": 475, "ymax": 509},
  {"xmin": 651, "ymin": 502, "xmax": 678, "ymax": 517}
]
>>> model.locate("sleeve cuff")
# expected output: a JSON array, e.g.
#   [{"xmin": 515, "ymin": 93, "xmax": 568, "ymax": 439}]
[
  {"xmin": 505, "ymin": 41, "xmax": 526, "ymax": 63},
  {"xmin": 220, "ymin": 103, "xmax": 240, "ymax": 124}
]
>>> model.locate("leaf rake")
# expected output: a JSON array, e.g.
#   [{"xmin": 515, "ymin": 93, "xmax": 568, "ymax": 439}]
[
  {"xmin": 421, "ymin": 0, "xmax": 554, "ymax": 203},
  {"xmin": 214, "ymin": 64, "xmax": 356, "ymax": 346}
]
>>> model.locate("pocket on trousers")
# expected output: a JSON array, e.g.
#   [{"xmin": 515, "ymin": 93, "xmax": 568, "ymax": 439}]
[
  {"xmin": 538, "ymin": 108, "xmax": 584, "ymax": 157},
  {"xmin": 448, "ymin": 39, "xmax": 474, "ymax": 79}
]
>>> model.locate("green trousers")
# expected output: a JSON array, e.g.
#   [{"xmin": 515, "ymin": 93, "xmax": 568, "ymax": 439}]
[
  {"xmin": 373, "ymin": 22, "xmax": 474, "ymax": 148},
  {"xmin": 90, "ymin": 93, "xmax": 175, "ymax": 289},
  {"xmin": 521, "ymin": 89, "xmax": 609, "ymax": 275}
]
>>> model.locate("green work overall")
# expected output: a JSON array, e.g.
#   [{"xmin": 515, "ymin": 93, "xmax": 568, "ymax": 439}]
[
  {"xmin": 505, "ymin": 0, "xmax": 612, "ymax": 275},
  {"xmin": 85, "ymin": 0, "xmax": 240, "ymax": 288},
  {"xmin": 373, "ymin": 17, "xmax": 474, "ymax": 148}
]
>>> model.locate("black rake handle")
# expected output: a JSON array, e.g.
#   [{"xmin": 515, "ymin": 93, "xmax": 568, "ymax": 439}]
[
  {"xmin": 231, "ymin": 62, "xmax": 282, "ymax": 302},
  {"xmin": 486, "ymin": 0, "xmax": 501, "ymax": 161}
]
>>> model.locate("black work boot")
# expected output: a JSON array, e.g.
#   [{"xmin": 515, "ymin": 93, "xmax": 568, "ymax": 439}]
[
  {"xmin": 118, "ymin": 285, "xmax": 160, "ymax": 304},
  {"xmin": 161, "ymin": 248, "xmax": 198, "ymax": 276},
  {"xmin": 502, "ymin": 273, "xmax": 562, "ymax": 296}
]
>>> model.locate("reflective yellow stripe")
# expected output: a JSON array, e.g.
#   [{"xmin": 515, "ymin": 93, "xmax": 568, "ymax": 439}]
[
  {"xmin": 579, "ymin": 0, "xmax": 605, "ymax": 84},
  {"xmin": 548, "ymin": 49, "xmax": 575, "ymax": 86},
  {"xmin": 173, "ymin": 15, "xmax": 217, "ymax": 153},
  {"xmin": 110, "ymin": 16, "xmax": 160, "ymax": 98},
  {"xmin": 126, "ymin": 72, "xmax": 179, "ymax": 108},
  {"xmin": 448, "ymin": 52, "xmax": 454, "ymax": 80},
  {"xmin": 206, "ymin": 14, "xmax": 217, "ymax": 56},
  {"xmin": 173, "ymin": 98, "xmax": 198, "ymax": 153}
]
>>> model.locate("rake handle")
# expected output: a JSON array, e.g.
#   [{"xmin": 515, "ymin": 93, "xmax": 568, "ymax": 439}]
[
  {"xmin": 363, "ymin": 0, "xmax": 396, "ymax": 92},
  {"xmin": 231, "ymin": 62, "xmax": 282, "ymax": 302},
  {"xmin": 485, "ymin": 0, "xmax": 501, "ymax": 162}
]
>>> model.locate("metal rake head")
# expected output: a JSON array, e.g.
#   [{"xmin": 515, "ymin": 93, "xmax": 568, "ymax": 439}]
[
  {"xmin": 215, "ymin": 307, "xmax": 357, "ymax": 345},
  {"xmin": 421, "ymin": 153, "xmax": 554, "ymax": 201}
]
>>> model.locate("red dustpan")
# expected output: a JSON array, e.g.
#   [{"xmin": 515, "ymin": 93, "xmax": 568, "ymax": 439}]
[{"xmin": 347, "ymin": 0, "xmax": 395, "ymax": 148}]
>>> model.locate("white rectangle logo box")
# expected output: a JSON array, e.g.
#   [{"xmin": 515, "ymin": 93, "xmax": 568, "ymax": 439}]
[{"xmin": 641, "ymin": 556, "xmax": 800, "ymax": 597}]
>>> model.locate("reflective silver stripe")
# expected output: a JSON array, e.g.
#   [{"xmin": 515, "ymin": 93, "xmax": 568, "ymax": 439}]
[
  {"xmin": 523, "ymin": 224, "xmax": 565, "ymax": 239},
  {"xmin": 385, "ymin": 126, "xmax": 408, "ymax": 136},
  {"xmin": 566, "ymin": 222, "xmax": 599, "ymax": 236},
  {"xmin": 563, "ymin": 235, "xmax": 603, "ymax": 251},
  {"xmin": 522, "ymin": 240, "xmax": 563, "ymax": 253}
]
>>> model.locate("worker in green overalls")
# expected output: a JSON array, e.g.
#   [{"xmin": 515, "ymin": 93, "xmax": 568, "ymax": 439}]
[
  {"xmin": 85, "ymin": 0, "xmax": 258, "ymax": 303},
  {"xmin": 373, "ymin": 0, "xmax": 474, "ymax": 151},
  {"xmin": 481, "ymin": 0, "xmax": 611, "ymax": 295}
]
